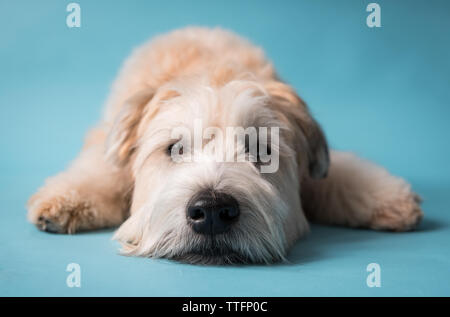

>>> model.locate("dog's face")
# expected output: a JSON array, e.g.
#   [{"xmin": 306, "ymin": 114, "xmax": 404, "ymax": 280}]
[{"xmin": 107, "ymin": 79, "xmax": 329, "ymax": 264}]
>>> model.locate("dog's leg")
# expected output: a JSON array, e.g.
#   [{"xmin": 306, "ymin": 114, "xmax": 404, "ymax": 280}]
[
  {"xmin": 301, "ymin": 151, "xmax": 423, "ymax": 231},
  {"xmin": 27, "ymin": 128, "xmax": 132, "ymax": 233}
]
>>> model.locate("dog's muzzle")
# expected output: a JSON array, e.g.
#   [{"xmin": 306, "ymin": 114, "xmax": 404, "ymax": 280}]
[{"xmin": 186, "ymin": 190, "xmax": 240, "ymax": 235}]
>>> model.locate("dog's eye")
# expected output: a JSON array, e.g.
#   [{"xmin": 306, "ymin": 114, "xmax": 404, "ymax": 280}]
[
  {"xmin": 167, "ymin": 142, "xmax": 184, "ymax": 156},
  {"xmin": 257, "ymin": 144, "xmax": 271, "ymax": 162},
  {"xmin": 244, "ymin": 138, "xmax": 271, "ymax": 162}
]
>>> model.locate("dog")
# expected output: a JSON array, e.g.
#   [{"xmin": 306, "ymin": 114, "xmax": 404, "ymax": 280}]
[{"xmin": 27, "ymin": 27, "xmax": 423, "ymax": 264}]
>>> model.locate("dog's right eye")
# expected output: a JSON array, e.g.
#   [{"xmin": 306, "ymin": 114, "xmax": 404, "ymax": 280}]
[
  {"xmin": 167, "ymin": 142, "xmax": 184, "ymax": 156},
  {"xmin": 244, "ymin": 137, "xmax": 271, "ymax": 163}
]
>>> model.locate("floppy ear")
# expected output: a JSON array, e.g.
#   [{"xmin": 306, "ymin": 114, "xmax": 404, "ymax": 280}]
[
  {"xmin": 106, "ymin": 89, "xmax": 155, "ymax": 165},
  {"xmin": 265, "ymin": 81, "xmax": 329, "ymax": 179}
]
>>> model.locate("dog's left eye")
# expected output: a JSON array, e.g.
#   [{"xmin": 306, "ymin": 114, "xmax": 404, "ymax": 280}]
[
  {"xmin": 244, "ymin": 140, "xmax": 271, "ymax": 162},
  {"xmin": 167, "ymin": 142, "xmax": 184, "ymax": 156}
]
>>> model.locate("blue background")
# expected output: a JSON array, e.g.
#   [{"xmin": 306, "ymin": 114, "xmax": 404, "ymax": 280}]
[{"xmin": 1, "ymin": 0, "xmax": 449, "ymax": 296}]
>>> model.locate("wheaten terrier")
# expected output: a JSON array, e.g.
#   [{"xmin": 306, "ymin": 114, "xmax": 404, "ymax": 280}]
[{"xmin": 28, "ymin": 27, "xmax": 423, "ymax": 264}]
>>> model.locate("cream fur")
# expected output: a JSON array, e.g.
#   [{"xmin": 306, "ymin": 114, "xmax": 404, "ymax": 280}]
[{"xmin": 27, "ymin": 27, "xmax": 423, "ymax": 264}]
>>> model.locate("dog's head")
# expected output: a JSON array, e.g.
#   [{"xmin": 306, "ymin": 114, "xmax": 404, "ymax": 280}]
[{"xmin": 107, "ymin": 77, "xmax": 328, "ymax": 264}]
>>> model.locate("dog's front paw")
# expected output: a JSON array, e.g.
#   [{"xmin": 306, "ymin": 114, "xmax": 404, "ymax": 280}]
[
  {"xmin": 27, "ymin": 190, "xmax": 94, "ymax": 234},
  {"xmin": 370, "ymin": 193, "xmax": 423, "ymax": 232}
]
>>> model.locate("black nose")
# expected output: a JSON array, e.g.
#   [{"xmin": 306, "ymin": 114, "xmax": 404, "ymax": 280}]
[{"xmin": 186, "ymin": 191, "xmax": 240, "ymax": 235}]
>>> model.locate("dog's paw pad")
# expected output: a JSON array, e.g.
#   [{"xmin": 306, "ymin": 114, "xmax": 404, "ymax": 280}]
[
  {"xmin": 370, "ymin": 193, "xmax": 424, "ymax": 232},
  {"xmin": 37, "ymin": 216, "xmax": 64, "ymax": 233}
]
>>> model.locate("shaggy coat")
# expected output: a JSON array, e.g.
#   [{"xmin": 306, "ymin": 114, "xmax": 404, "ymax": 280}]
[{"xmin": 28, "ymin": 27, "xmax": 423, "ymax": 264}]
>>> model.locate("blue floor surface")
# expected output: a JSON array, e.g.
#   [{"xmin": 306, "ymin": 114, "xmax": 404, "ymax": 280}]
[{"xmin": 1, "ymin": 0, "xmax": 449, "ymax": 296}]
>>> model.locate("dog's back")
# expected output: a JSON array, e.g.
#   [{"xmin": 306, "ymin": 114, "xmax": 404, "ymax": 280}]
[{"xmin": 104, "ymin": 27, "xmax": 275, "ymax": 123}]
